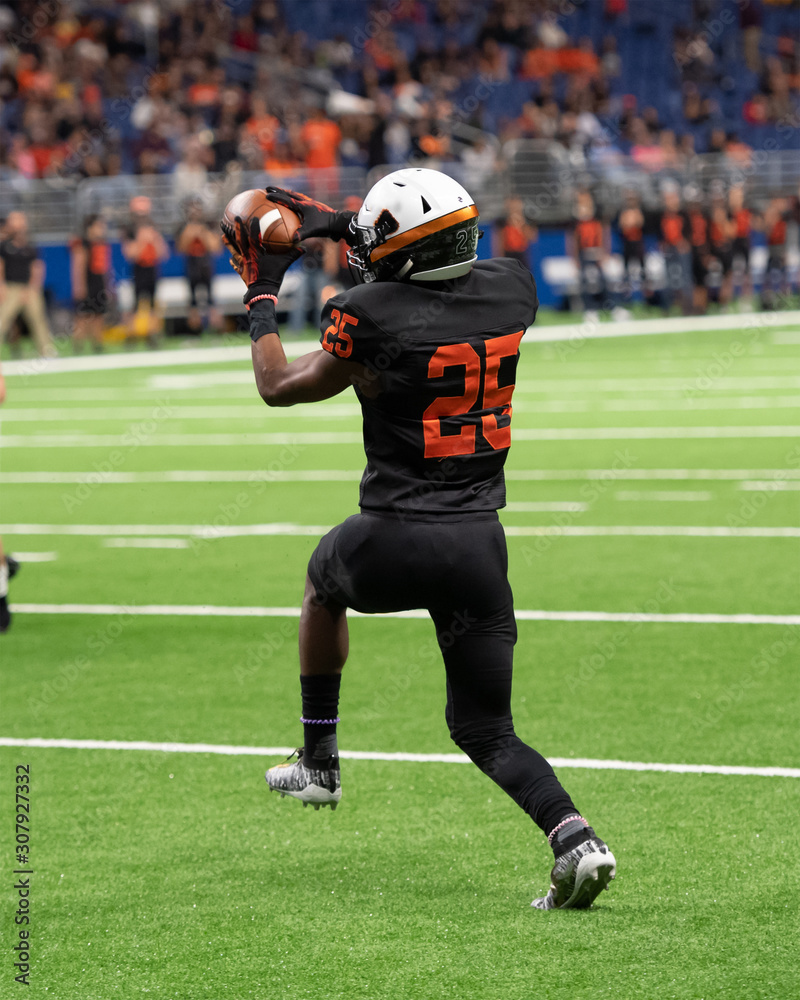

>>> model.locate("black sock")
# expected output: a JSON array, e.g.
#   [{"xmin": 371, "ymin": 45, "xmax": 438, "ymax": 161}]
[
  {"xmin": 300, "ymin": 674, "xmax": 341, "ymax": 766},
  {"xmin": 551, "ymin": 816, "xmax": 597, "ymax": 859}
]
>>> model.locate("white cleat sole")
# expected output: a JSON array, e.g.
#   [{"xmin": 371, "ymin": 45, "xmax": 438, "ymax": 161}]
[
  {"xmin": 266, "ymin": 776, "xmax": 341, "ymax": 810},
  {"xmin": 531, "ymin": 848, "xmax": 617, "ymax": 910},
  {"xmin": 560, "ymin": 850, "xmax": 617, "ymax": 909}
]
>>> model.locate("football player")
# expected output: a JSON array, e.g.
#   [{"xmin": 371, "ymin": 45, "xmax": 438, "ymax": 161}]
[{"xmin": 220, "ymin": 168, "xmax": 616, "ymax": 910}]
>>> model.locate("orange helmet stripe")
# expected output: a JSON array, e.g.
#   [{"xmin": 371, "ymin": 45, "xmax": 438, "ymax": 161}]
[{"xmin": 369, "ymin": 205, "xmax": 479, "ymax": 263}]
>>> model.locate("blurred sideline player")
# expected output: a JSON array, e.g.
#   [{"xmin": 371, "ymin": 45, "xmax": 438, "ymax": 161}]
[
  {"xmin": 493, "ymin": 196, "xmax": 537, "ymax": 273},
  {"xmin": 122, "ymin": 196, "xmax": 168, "ymax": 347},
  {"xmin": 176, "ymin": 198, "xmax": 223, "ymax": 334},
  {"xmin": 708, "ymin": 188, "xmax": 734, "ymax": 308},
  {"xmin": 617, "ymin": 189, "xmax": 645, "ymax": 305},
  {"xmin": 659, "ymin": 186, "xmax": 691, "ymax": 315},
  {"xmin": 221, "ymin": 168, "xmax": 616, "ymax": 910},
  {"xmin": 729, "ymin": 185, "xmax": 753, "ymax": 306},
  {"xmin": 70, "ymin": 215, "xmax": 112, "ymax": 352},
  {"xmin": 569, "ymin": 194, "xmax": 627, "ymax": 321},
  {"xmin": 761, "ymin": 197, "xmax": 788, "ymax": 311},
  {"xmin": 0, "ymin": 211, "xmax": 56, "ymax": 357},
  {"xmin": 685, "ymin": 187, "xmax": 710, "ymax": 315},
  {"xmin": 0, "ymin": 362, "xmax": 20, "ymax": 632}
]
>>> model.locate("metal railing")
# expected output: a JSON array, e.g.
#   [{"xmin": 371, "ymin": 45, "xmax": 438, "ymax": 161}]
[
  {"xmin": 74, "ymin": 167, "xmax": 369, "ymax": 238},
  {"xmin": 504, "ymin": 143, "xmax": 800, "ymax": 222},
  {"xmin": 5, "ymin": 148, "xmax": 798, "ymax": 242}
]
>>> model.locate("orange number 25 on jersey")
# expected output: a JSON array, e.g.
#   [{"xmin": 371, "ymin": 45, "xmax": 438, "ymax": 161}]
[
  {"xmin": 423, "ymin": 330, "xmax": 524, "ymax": 459},
  {"xmin": 322, "ymin": 309, "xmax": 357, "ymax": 358}
]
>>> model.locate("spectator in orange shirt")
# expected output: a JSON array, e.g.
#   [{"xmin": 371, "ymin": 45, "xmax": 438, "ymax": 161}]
[
  {"xmin": 519, "ymin": 47, "xmax": 560, "ymax": 80},
  {"xmin": 264, "ymin": 141, "xmax": 303, "ymax": 179},
  {"xmin": 300, "ymin": 107, "xmax": 341, "ymax": 170},
  {"xmin": 494, "ymin": 197, "xmax": 537, "ymax": 272},
  {"xmin": 70, "ymin": 215, "xmax": 112, "ymax": 353},
  {"xmin": 122, "ymin": 197, "xmax": 169, "ymax": 347},
  {"xmin": 176, "ymin": 199, "xmax": 222, "ymax": 334},
  {"xmin": 243, "ymin": 95, "xmax": 281, "ymax": 164},
  {"xmin": 569, "ymin": 196, "xmax": 611, "ymax": 320}
]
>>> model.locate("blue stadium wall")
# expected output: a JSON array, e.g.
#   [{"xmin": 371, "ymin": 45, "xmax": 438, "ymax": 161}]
[{"xmin": 36, "ymin": 224, "xmax": 771, "ymax": 313}]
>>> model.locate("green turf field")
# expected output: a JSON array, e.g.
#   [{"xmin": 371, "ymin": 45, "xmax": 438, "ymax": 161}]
[{"xmin": 1, "ymin": 320, "xmax": 799, "ymax": 999}]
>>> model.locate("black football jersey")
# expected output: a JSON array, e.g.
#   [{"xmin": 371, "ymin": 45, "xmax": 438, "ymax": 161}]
[{"xmin": 318, "ymin": 258, "xmax": 538, "ymax": 519}]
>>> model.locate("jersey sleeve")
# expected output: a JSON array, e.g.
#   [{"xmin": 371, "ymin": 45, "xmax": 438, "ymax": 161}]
[
  {"xmin": 318, "ymin": 293, "xmax": 385, "ymax": 367},
  {"xmin": 507, "ymin": 257, "xmax": 539, "ymax": 326}
]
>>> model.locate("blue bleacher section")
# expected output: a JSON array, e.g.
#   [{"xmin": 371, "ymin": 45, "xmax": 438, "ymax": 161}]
[{"xmin": 315, "ymin": 0, "xmax": 797, "ymax": 154}]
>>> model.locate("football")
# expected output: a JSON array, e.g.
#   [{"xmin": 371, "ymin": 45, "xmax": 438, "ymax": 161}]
[{"xmin": 221, "ymin": 189, "xmax": 301, "ymax": 253}]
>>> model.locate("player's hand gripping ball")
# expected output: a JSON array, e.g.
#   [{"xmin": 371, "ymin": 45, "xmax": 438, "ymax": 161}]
[
  {"xmin": 220, "ymin": 189, "xmax": 301, "ymax": 254},
  {"xmin": 220, "ymin": 190, "xmax": 303, "ymax": 303}
]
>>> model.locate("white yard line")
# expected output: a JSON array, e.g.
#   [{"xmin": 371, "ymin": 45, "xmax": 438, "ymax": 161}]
[
  {"xmin": 0, "ymin": 736, "xmax": 796, "ymax": 779},
  {"xmin": 0, "ymin": 523, "xmax": 330, "ymax": 537},
  {"xmin": 1, "ymin": 343, "xmax": 314, "ymax": 377},
  {"xmin": 147, "ymin": 371, "xmax": 257, "ymax": 389},
  {"xmin": 102, "ymin": 538, "xmax": 191, "ymax": 549},
  {"xmin": 3, "ymin": 468, "xmax": 798, "ymax": 485},
  {"xmin": 514, "ymin": 376, "xmax": 800, "ymax": 392},
  {"xmin": 613, "ymin": 491, "xmax": 713, "ymax": 502},
  {"xmin": 9, "ymin": 603, "xmax": 800, "ymax": 625},
  {"xmin": 0, "ymin": 404, "xmax": 361, "ymax": 422},
  {"xmin": 504, "ymin": 525, "xmax": 800, "ymax": 538},
  {"xmin": 2, "ymin": 522, "xmax": 799, "ymax": 539},
  {"xmin": 738, "ymin": 481, "xmax": 800, "ymax": 491},
  {"xmin": 511, "ymin": 427, "xmax": 800, "ymax": 440},
  {"xmin": 507, "ymin": 468, "xmax": 800, "ymax": 481},
  {"xmin": 522, "ymin": 310, "xmax": 800, "ymax": 342},
  {"xmin": 598, "ymin": 395, "xmax": 800, "ymax": 411},
  {"xmin": 9, "ymin": 551, "xmax": 58, "ymax": 562},
  {"xmin": 504, "ymin": 502, "xmax": 589, "ymax": 512},
  {"xmin": 0, "ymin": 432, "xmax": 364, "ymax": 448},
  {"xmin": 5, "ymin": 397, "xmax": 800, "ymax": 420},
  {"xmin": 3, "ymin": 311, "xmax": 798, "ymax": 377},
  {"xmin": 4, "ymin": 426, "xmax": 800, "ymax": 448},
  {"xmin": 0, "ymin": 470, "xmax": 363, "ymax": 484}
]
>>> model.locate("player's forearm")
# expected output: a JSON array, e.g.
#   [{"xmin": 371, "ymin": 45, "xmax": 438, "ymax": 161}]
[
  {"xmin": 249, "ymin": 299, "xmax": 312, "ymax": 406},
  {"xmin": 252, "ymin": 341, "xmax": 346, "ymax": 406},
  {"xmin": 249, "ymin": 300, "xmax": 355, "ymax": 406},
  {"xmin": 249, "ymin": 303, "xmax": 291, "ymax": 405}
]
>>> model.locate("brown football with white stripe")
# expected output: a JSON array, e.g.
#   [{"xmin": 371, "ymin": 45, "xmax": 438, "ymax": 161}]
[{"xmin": 221, "ymin": 189, "xmax": 300, "ymax": 254}]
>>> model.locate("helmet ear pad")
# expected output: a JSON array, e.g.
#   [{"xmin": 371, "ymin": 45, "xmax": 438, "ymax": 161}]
[
  {"xmin": 347, "ymin": 167, "xmax": 480, "ymax": 283},
  {"xmin": 374, "ymin": 209, "xmax": 400, "ymax": 238}
]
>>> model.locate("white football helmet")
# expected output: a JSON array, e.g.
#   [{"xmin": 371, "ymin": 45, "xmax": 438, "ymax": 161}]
[{"xmin": 347, "ymin": 167, "xmax": 480, "ymax": 284}]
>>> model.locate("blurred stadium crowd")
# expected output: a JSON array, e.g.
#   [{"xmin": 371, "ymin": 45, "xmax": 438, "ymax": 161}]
[{"xmin": 0, "ymin": 0, "xmax": 799, "ymax": 352}]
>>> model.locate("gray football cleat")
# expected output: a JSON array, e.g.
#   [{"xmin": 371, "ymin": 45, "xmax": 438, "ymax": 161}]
[
  {"xmin": 531, "ymin": 837, "xmax": 616, "ymax": 910},
  {"xmin": 265, "ymin": 748, "xmax": 341, "ymax": 810}
]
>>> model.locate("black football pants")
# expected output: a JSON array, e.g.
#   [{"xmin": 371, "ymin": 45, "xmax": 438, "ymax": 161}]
[{"xmin": 308, "ymin": 512, "xmax": 579, "ymax": 836}]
